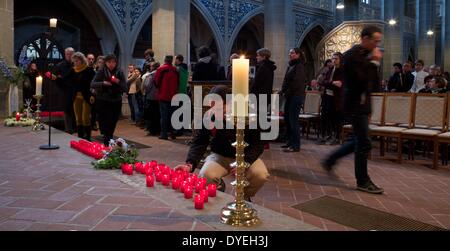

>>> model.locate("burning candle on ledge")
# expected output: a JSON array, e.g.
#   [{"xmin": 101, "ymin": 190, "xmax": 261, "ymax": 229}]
[
  {"xmin": 200, "ymin": 190, "xmax": 209, "ymax": 203},
  {"xmin": 146, "ymin": 175, "xmax": 154, "ymax": 188},
  {"xmin": 194, "ymin": 195, "xmax": 204, "ymax": 210},
  {"xmin": 16, "ymin": 112, "xmax": 21, "ymax": 121},
  {"xmin": 162, "ymin": 174, "xmax": 170, "ymax": 186},
  {"xmin": 208, "ymin": 184, "xmax": 217, "ymax": 197},
  {"xmin": 36, "ymin": 76, "xmax": 43, "ymax": 96},
  {"xmin": 232, "ymin": 56, "xmax": 249, "ymax": 118},
  {"xmin": 184, "ymin": 186, "xmax": 193, "ymax": 199}
]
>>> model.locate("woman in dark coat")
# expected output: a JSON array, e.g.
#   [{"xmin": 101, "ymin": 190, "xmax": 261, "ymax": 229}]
[
  {"xmin": 69, "ymin": 52, "xmax": 96, "ymax": 141},
  {"xmin": 91, "ymin": 54, "xmax": 127, "ymax": 146},
  {"xmin": 250, "ymin": 48, "xmax": 277, "ymax": 110}
]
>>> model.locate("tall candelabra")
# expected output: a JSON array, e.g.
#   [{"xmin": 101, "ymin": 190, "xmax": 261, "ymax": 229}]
[
  {"xmin": 32, "ymin": 94, "xmax": 45, "ymax": 131},
  {"xmin": 221, "ymin": 116, "xmax": 260, "ymax": 227}
]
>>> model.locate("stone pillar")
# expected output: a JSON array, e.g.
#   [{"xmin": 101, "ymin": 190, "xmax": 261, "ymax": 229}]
[
  {"xmin": 443, "ymin": 0, "xmax": 450, "ymax": 71},
  {"xmin": 383, "ymin": 0, "xmax": 405, "ymax": 79},
  {"xmin": 152, "ymin": 0, "xmax": 190, "ymax": 62},
  {"xmin": 0, "ymin": 0, "xmax": 13, "ymax": 65},
  {"xmin": 264, "ymin": 0, "xmax": 295, "ymax": 90},
  {"xmin": 417, "ymin": 0, "xmax": 437, "ymax": 66},
  {"xmin": 0, "ymin": 0, "xmax": 14, "ymax": 118},
  {"xmin": 343, "ymin": 0, "xmax": 360, "ymax": 21}
]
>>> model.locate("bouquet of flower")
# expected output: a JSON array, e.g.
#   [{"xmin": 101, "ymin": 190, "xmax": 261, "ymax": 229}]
[{"xmin": 92, "ymin": 138, "xmax": 139, "ymax": 170}]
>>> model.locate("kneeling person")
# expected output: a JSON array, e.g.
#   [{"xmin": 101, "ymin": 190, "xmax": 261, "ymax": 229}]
[{"xmin": 175, "ymin": 86, "xmax": 270, "ymax": 201}]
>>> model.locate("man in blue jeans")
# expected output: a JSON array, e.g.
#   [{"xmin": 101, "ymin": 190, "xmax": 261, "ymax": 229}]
[
  {"xmin": 322, "ymin": 26, "xmax": 384, "ymax": 195},
  {"xmin": 280, "ymin": 48, "xmax": 307, "ymax": 153},
  {"xmin": 154, "ymin": 55, "xmax": 179, "ymax": 140}
]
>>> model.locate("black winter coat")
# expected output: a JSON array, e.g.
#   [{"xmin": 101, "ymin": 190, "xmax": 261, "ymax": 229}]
[
  {"xmin": 54, "ymin": 60, "xmax": 74, "ymax": 110},
  {"xmin": 281, "ymin": 59, "xmax": 307, "ymax": 98},
  {"xmin": 342, "ymin": 45, "xmax": 380, "ymax": 115},
  {"xmin": 250, "ymin": 59, "xmax": 277, "ymax": 104},
  {"xmin": 186, "ymin": 121, "xmax": 265, "ymax": 170},
  {"xmin": 68, "ymin": 67, "xmax": 96, "ymax": 103},
  {"xmin": 91, "ymin": 67, "xmax": 127, "ymax": 103}
]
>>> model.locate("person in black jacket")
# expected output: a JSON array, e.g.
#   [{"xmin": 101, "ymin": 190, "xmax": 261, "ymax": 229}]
[
  {"xmin": 175, "ymin": 86, "xmax": 270, "ymax": 201},
  {"xmin": 192, "ymin": 46, "xmax": 218, "ymax": 81},
  {"xmin": 91, "ymin": 54, "xmax": 127, "ymax": 146},
  {"xmin": 322, "ymin": 26, "xmax": 384, "ymax": 195},
  {"xmin": 53, "ymin": 47, "xmax": 75, "ymax": 134},
  {"xmin": 280, "ymin": 48, "xmax": 307, "ymax": 153},
  {"xmin": 250, "ymin": 48, "xmax": 277, "ymax": 109},
  {"xmin": 68, "ymin": 52, "xmax": 96, "ymax": 141}
]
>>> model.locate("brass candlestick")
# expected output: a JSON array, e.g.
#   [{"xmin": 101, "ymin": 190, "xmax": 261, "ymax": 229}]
[
  {"xmin": 221, "ymin": 116, "xmax": 260, "ymax": 227},
  {"xmin": 32, "ymin": 94, "xmax": 45, "ymax": 131}
]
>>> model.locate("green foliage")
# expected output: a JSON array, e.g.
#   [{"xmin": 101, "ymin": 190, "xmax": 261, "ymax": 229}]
[{"xmin": 92, "ymin": 147, "xmax": 139, "ymax": 170}]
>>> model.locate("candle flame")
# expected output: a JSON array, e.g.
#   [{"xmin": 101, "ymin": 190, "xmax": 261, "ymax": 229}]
[{"xmin": 240, "ymin": 55, "xmax": 245, "ymax": 59}]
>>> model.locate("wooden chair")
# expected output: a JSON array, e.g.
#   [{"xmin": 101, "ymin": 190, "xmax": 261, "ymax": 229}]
[
  {"xmin": 435, "ymin": 94, "xmax": 450, "ymax": 169},
  {"xmin": 299, "ymin": 91, "xmax": 322, "ymax": 139},
  {"xmin": 400, "ymin": 94, "xmax": 447, "ymax": 169},
  {"xmin": 369, "ymin": 93, "xmax": 414, "ymax": 163},
  {"xmin": 341, "ymin": 93, "xmax": 385, "ymax": 142}
]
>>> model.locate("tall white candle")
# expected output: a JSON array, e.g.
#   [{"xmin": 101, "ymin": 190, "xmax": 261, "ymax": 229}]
[
  {"xmin": 232, "ymin": 56, "xmax": 249, "ymax": 118},
  {"xmin": 50, "ymin": 18, "xmax": 58, "ymax": 28},
  {"xmin": 36, "ymin": 76, "xmax": 43, "ymax": 96}
]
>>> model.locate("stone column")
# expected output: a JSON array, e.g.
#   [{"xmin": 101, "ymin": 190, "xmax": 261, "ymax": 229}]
[
  {"xmin": 152, "ymin": 0, "xmax": 190, "ymax": 62},
  {"xmin": 417, "ymin": 0, "xmax": 437, "ymax": 66},
  {"xmin": 0, "ymin": 0, "xmax": 14, "ymax": 118},
  {"xmin": 264, "ymin": 0, "xmax": 295, "ymax": 90},
  {"xmin": 0, "ymin": 0, "xmax": 13, "ymax": 65},
  {"xmin": 443, "ymin": 0, "xmax": 450, "ymax": 71},
  {"xmin": 383, "ymin": 0, "xmax": 405, "ymax": 79}
]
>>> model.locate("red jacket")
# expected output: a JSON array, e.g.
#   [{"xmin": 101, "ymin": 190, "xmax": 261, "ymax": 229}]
[{"xmin": 154, "ymin": 63, "xmax": 180, "ymax": 102}]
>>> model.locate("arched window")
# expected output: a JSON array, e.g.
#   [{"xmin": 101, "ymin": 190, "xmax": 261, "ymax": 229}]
[{"xmin": 17, "ymin": 33, "xmax": 63, "ymax": 65}]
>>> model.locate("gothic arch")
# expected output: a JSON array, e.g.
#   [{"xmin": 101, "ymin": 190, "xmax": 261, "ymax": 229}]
[
  {"xmin": 129, "ymin": 3, "xmax": 153, "ymax": 54},
  {"xmin": 72, "ymin": 0, "xmax": 120, "ymax": 55},
  {"xmin": 296, "ymin": 22, "xmax": 326, "ymax": 47},
  {"xmin": 191, "ymin": 0, "xmax": 226, "ymax": 62},
  {"xmin": 227, "ymin": 7, "xmax": 264, "ymax": 58}
]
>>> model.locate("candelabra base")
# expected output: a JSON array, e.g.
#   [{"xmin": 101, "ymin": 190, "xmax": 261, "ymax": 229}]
[
  {"xmin": 39, "ymin": 144, "xmax": 60, "ymax": 150},
  {"xmin": 32, "ymin": 123, "xmax": 46, "ymax": 131},
  {"xmin": 221, "ymin": 202, "xmax": 260, "ymax": 227}
]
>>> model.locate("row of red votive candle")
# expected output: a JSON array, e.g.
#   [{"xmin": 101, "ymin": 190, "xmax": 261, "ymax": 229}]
[
  {"xmin": 121, "ymin": 161, "xmax": 217, "ymax": 210},
  {"xmin": 70, "ymin": 140, "xmax": 109, "ymax": 160}
]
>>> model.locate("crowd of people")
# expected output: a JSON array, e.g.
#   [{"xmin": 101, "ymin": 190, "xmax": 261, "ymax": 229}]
[{"xmin": 20, "ymin": 25, "xmax": 450, "ymax": 199}]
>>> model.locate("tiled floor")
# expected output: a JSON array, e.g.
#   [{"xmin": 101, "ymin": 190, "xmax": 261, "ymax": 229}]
[
  {"xmin": 0, "ymin": 123, "xmax": 317, "ymax": 231},
  {"xmin": 1, "ymin": 120, "xmax": 450, "ymax": 231},
  {"xmin": 107, "ymin": 120, "xmax": 450, "ymax": 231}
]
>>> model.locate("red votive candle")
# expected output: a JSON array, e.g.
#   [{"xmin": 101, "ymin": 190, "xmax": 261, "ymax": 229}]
[
  {"xmin": 155, "ymin": 172, "xmax": 163, "ymax": 182},
  {"xmin": 208, "ymin": 184, "xmax": 217, "ymax": 197},
  {"xmin": 172, "ymin": 178, "xmax": 181, "ymax": 190},
  {"xmin": 200, "ymin": 190, "xmax": 209, "ymax": 203},
  {"xmin": 184, "ymin": 186, "xmax": 193, "ymax": 199},
  {"xmin": 125, "ymin": 164, "xmax": 133, "ymax": 175},
  {"xmin": 180, "ymin": 181, "xmax": 189, "ymax": 193},
  {"xmin": 146, "ymin": 167, "xmax": 153, "ymax": 176},
  {"xmin": 194, "ymin": 195, "xmax": 204, "ymax": 210},
  {"xmin": 162, "ymin": 174, "xmax": 170, "ymax": 186},
  {"xmin": 16, "ymin": 113, "xmax": 20, "ymax": 121},
  {"xmin": 146, "ymin": 175, "xmax": 154, "ymax": 188}
]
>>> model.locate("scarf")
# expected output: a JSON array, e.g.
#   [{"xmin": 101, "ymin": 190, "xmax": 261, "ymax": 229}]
[{"xmin": 74, "ymin": 63, "xmax": 88, "ymax": 73}]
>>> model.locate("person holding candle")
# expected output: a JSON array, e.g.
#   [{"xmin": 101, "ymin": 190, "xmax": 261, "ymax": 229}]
[
  {"xmin": 280, "ymin": 48, "xmax": 307, "ymax": 153},
  {"xmin": 91, "ymin": 54, "xmax": 127, "ymax": 146},
  {"xmin": 175, "ymin": 86, "xmax": 270, "ymax": 202},
  {"xmin": 24, "ymin": 63, "xmax": 40, "ymax": 105},
  {"xmin": 53, "ymin": 47, "xmax": 76, "ymax": 134},
  {"xmin": 67, "ymin": 52, "xmax": 96, "ymax": 141}
]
